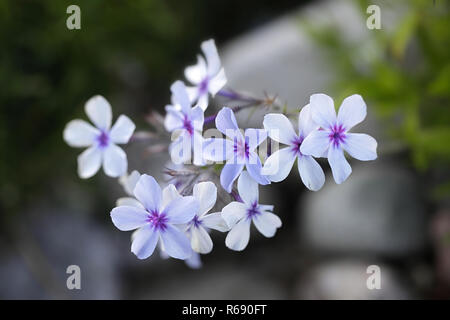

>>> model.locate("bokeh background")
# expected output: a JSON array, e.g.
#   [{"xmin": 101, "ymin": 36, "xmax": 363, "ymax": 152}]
[{"xmin": 0, "ymin": 0, "xmax": 449, "ymax": 299}]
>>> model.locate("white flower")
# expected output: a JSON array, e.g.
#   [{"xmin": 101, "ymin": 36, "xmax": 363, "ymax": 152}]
[
  {"xmin": 300, "ymin": 94, "xmax": 377, "ymax": 184},
  {"xmin": 262, "ymin": 105, "xmax": 325, "ymax": 191},
  {"xmin": 165, "ymin": 81, "xmax": 205, "ymax": 166},
  {"xmin": 63, "ymin": 95, "xmax": 135, "ymax": 179},
  {"xmin": 185, "ymin": 181, "xmax": 229, "ymax": 254},
  {"xmin": 123, "ymin": 171, "xmax": 202, "ymax": 268},
  {"xmin": 222, "ymin": 171, "xmax": 282, "ymax": 251},
  {"xmin": 184, "ymin": 39, "xmax": 227, "ymax": 110},
  {"xmin": 111, "ymin": 174, "xmax": 198, "ymax": 260}
]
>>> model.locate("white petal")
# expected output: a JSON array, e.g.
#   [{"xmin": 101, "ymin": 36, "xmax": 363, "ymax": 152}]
[
  {"xmin": 343, "ymin": 133, "xmax": 377, "ymax": 161},
  {"xmin": 237, "ymin": 171, "xmax": 259, "ymax": 205},
  {"xmin": 63, "ymin": 119, "xmax": 99, "ymax": 147},
  {"xmin": 103, "ymin": 144, "xmax": 127, "ymax": 177},
  {"xmin": 169, "ymin": 133, "xmax": 192, "ymax": 165},
  {"xmin": 328, "ymin": 146, "xmax": 352, "ymax": 184},
  {"xmin": 297, "ymin": 155, "xmax": 325, "ymax": 191},
  {"xmin": 208, "ymin": 68, "xmax": 227, "ymax": 96},
  {"xmin": 170, "ymin": 80, "xmax": 191, "ymax": 112},
  {"xmin": 215, "ymin": 107, "xmax": 240, "ymax": 135},
  {"xmin": 193, "ymin": 181, "xmax": 217, "ymax": 216},
  {"xmin": 261, "ymin": 148, "xmax": 296, "ymax": 182},
  {"xmin": 245, "ymin": 128, "xmax": 267, "ymax": 152},
  {"xmin": 185, "ymin": 251, "xmax": 202, "ymax": 269},
  {"xmin": 116, "ymin": 197, "xmax": 144, "ymax": 208},
  {"xmin": 298, "ymin": 104, "xmax": 319, "ymax": 137},
  {"xmin": 131, "ymin": 226, "xmax": 159, "ymax": 260},
  {"xmin": 202, "ymin": 138, "xmax": 234, "ymax": 162},
  {"xmin": 253, "ymin": 212, "xmax": 282, "ymax": 238},
  {"xmin": 309, "ymin": 93, "xmax": 336, "ymax": 129},
  {"xmin": 190, "ymin": 106, "xmax": 204, "ymax": 132},
  {"xmin": 110, "ymin": 115, "xmax": 135, "ymax": 144},
  {"xmin": 245, "ymin": 152, "xmax": 270, "ymax": 185},
  {"xmin": 85, "ymin": 95, "xmax": 112, "ymax": 130},
  {"xmin": 110, "ymin": 206, "xmax": 149, "ymax": 231},
  {"xmin": 193, "ymin": 131, "xmax": 206, "ymax": 166},
  {"xmin": 220, "ymin": 162, "xmax": 245, "ymax": 193},
  {"xmin": 133, "ymin": 174, "xmax": 162, "ymax": 212},
  {"xmin": 164, "ymin": 105, "xmax": 184, "ymax": 132},
  {"xmin": 77, "ymin": 146, "xmax": 102, "ymax": 179},
  {"xmin": 162, "ymin": 184, "xmax": 182, "ymax": 209},
  {"xmin": 263, "ymin": 113, "xmax": 297, "ymax": 145},
  {"xmin": 160, "ymin": 224, "xmax": 192, "ymax": 260},
  {"xmin": 197, "ymin": 92, "xmax": 209, "ymax": 111},
  {"xmin": 225, "ymin": 218, "xmax": 251, "ymax": 251},
  {"xmin": 190, "ymin": 226, "xmax": 213, "ymax": 254},
  {"xmin": 299, "ymin": 130, "xmax": 331, "ymax": 158},
  {"xmin": 164, "ymin": 196, "xmax": 198, "ymax": 224},
  {"xmin": 201, "ymin": 39, "xmax": 221, "ymax": 76},
  {"xmin": 184, "ymin": 54, "xmax": 207, "ymax": 84},
  {"xmin": 221, "ymin": 201, "xmax": 248, "ymax": 228},
  {"xmin": 337, "ymin": 94, "xmax": 367, "ymax": 130},
  {"xmin": 186, "ymin": 85, "xmax": 199, "ymax": 103},
  {"xmin": 201, "ymin": 212, "xmax": 229, "ymax": 232}
]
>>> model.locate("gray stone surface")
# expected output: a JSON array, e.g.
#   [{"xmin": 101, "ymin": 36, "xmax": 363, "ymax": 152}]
[
  {"xmin": 294, "ymin": 260, "xmax": 415, "ymax": 299},
  {"xmin": 298, "ymin": 162, "xmax": 427, "ymax": 257}
]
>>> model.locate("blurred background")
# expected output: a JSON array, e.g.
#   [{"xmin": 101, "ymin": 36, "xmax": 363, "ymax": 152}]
[{"xmin": 0, "ymin": 0, "xmax": 449, "ymax": 299}]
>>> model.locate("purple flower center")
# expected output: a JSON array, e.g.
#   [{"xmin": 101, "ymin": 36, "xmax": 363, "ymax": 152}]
[
  {"xmin": 190, "ymin": 215, "xmax": 202, "ymax": 228},
  {"xmin": 329, "ymin": 124, "xmax": 346, "ymax": 147},
  {"xmin": 97, "ymin": 131, "xmax": 110, "ymax": 148},
  {"xmin": 291, "ymin": 135, "xmax": 304, "ymax": 156},
  {"xmin": 147, "ymin": 211, "xmax": 168, "ymax": 231},
  {"xmin": 247, "ymin": 201, "xmax": 260, "ymax": 219},
  {"xmin": 198, "ymin": 77, "xmax": 209, "ymax": 95},
  {"xmin": 234, "ymin": 138, "xmax": 250, "ymax": 159},
  {"xmin": 183, "ymin": 115, "xmax": 194, "ymax": 136}
]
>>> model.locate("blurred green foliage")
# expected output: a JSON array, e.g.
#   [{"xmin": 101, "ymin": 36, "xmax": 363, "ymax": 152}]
[{"xmin": 302, "ymin": 0, "xmax": 450, "ymax": 171}]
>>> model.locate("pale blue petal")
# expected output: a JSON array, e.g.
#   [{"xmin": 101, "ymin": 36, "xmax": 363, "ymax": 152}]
[
  {"xmin": 261, "ymin": 148, "xmax": 296, "ymax": 182},
  {"xmin": 131, "ymin": 226, "xmax": 159, "ymax": 259},
  {"xmin": 237, "ymin": 171, "xmax": 259, "ymax": 205},
  {"xmin": 225, "ymin": 218, "xmax": 251, "ymax": 251},
  {"xmin": 110, "ymin": 206, "xmax": 149, "ymax": 231},
  {"xmin": 220, "ymin": 161, "xmax": 244, "ymax": 193},
  {"xmin": 337, "ymin": 94, "xmax": 367, "ymax": 130},
  {"xmin": 253, "ymin": 211, "xmax": 282, "ymax": 238},
  {"xmin": 297, "ymin": 155, "xmax": 325, "ymax": 191},
  {"xmin": 245, "ymin": 152, "xmax": 270, "ymax": 185},
  {"xmin": 328, "ymin": 145, "xmax": 352, "ymax": 184},
  {"xmin": 245, "ymin": 128, "xmax": 267, "ymax": 152},
  {"xmin": 133, "ymin": 174, "xmax": 162, "ymax": 212},
  {"xmin": 343, "ymin": 133, "xmax": 377, "ymax": 161},
  {"xmin": 300, "ymin": 130, "xmax": 331, "ymax": 158},
  {"xmin": 164, "ymin": 196, "xmax": 198, "ymax": 224},
  {"xmin": 160, "ymin": 224, "xmax": 192, "ymax": 260},
  {"xmin": 202, "ymin": 138, "xmax": 234, "ymax": 162},
  {"xmin": 309, "ymin": 93, "xmax": 336, "ymax": 129}
]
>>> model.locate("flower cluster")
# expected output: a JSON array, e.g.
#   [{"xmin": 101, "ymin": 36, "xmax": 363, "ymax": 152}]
[{"xmin": 64, "ymin": 39, "xmax": 377, "ymax": 267}]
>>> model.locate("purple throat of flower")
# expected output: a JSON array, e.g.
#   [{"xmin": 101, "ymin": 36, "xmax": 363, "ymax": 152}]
[
  {"xmin": 329, "ymin": 124, "xmax": 347, "ymax": 147},
  {"xmin": 234, "ymin": 137, "xmax": 250, "ymax": 159},
  {"xmin": 183, "ymin": 115, "xmax": 194, "ymax": 136},
  {"xmin": 147, "ymin": 211, "xmax": 168, "ymax": 231},
  {"xmin": 190, "ymin": 215, "xmax": 202, "ymax": 228},
  {"xmin": 291, "ymin": 135, "xmax": 304, "ymax": 156},
  {"xmin": 198, "ymin": 77, "xmax": 209, "ymax": 95},
  {"xmin": 247, "ymin": 201, "xmax": 261, "ymax": 219},
  {"xmin": 97, "ymin": 131, "xmax": 110, "ymax": 148}
]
